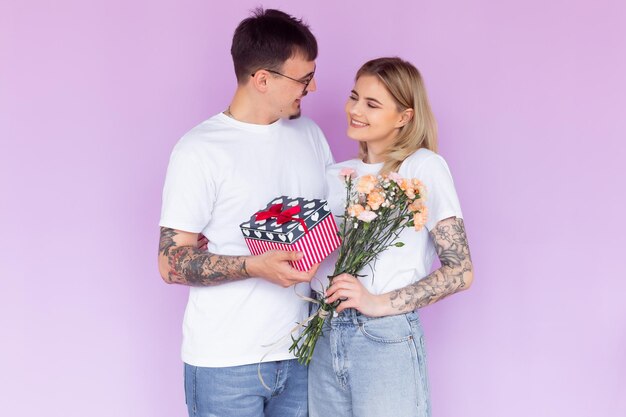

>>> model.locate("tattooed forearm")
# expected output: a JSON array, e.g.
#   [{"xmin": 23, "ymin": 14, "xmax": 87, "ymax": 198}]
[
  {"xmin": 159, "ymin": 227, "xmax": 250, "ymax": 286},
  {"xmin": 159, "ymin": 227, "xmax": 178, "ymax": 256},
  {"xmin": 388, "ymin": 217, "xmax": 473, "ymax": 312}
]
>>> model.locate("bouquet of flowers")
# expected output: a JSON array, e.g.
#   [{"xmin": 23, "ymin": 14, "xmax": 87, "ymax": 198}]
[{"xmin": 289, "ymin": 168, "xmax": 428, "ymax": 365}]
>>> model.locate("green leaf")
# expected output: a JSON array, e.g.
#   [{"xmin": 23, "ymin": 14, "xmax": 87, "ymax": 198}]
[{"xmin": 394, "ymin": 242, "xmax": 405, "ymax": 247}]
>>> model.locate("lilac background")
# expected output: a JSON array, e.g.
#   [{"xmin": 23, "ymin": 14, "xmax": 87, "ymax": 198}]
[{"xmin": 2, "ymin": 0, "xmax": 625, "ymax": 416}]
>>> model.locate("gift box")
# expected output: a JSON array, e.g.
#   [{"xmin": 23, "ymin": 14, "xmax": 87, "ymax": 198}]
[{"xmin": 240, "ymin": 196, "xmax": 341, "ymax": 272}]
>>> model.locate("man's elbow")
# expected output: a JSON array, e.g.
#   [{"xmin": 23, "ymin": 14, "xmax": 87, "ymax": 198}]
[
  {"xmin": 462, "ymin": 263, "xmax": 474, "ymax": 290},
  {"xmin": 158, "ymin": 256, "xmax": 175, "ymax": 284}
]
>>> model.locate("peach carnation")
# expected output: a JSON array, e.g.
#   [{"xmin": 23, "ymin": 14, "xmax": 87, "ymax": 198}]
[
  {"xmin": 347, "ymin": 204, "xmax": 365, "ymax": 218},
  {"xmin": 408, "ymin": 200, "xmax": 424, "ymax": 213},
  {"xmin": 356, "ymin": 174, "xmax": 378, "ymax": 194},
  {"xmin": 366, "ymin": 191, "xmax": 385, "ymax": 211},
  {"xmin": 412, "ymin": 179, "xmax": 427, "ymax": 199},
  {"xmin": 413, "ymin": 206, "xmax": 428, "ymax": 231}
]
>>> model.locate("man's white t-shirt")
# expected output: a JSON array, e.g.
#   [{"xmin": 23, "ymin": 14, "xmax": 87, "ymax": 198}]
[
  {"xmin": 160, "ymin": 113, "xmax": 333, "ymax": 367},
  {"xmin": 315, "ymin": 148, "xmax": 463, "ymax": 295}
]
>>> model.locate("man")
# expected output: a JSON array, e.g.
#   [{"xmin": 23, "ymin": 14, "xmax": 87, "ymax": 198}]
[{"xmin": 157, "ymin": 8, "xmax": 333, "ymax": 417}]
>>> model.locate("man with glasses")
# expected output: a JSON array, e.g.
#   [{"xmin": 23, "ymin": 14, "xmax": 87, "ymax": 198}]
[{"xmin": 158, "ymin": 8, "xmax": 333, "ymax": 417}]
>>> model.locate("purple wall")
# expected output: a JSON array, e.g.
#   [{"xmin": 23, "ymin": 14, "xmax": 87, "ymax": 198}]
[{"xmin": 2, "ymin": 1, "xmax": 625, "ymax": 416}]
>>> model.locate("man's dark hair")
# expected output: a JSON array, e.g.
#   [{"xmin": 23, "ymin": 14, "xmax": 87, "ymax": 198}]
[{"xmin": 231, "ymin": 8, "xmax": 317, "ymax": 84}]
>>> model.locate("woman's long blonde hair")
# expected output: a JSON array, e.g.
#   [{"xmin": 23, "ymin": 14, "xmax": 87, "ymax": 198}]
[{"xmin": 355, "ymin": 57, "xmax": 438, "ymax": 174}]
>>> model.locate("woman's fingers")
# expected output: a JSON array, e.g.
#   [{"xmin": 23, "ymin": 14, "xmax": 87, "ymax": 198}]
[
  {"xmin": 335, "ymin": 298, "xmax": 355, "ymax": 313},
  {"xmin": 332, "ymin": 273, "xmax": 358, "ymax": 284},
  {"xmin": 326, "ymin": 287, "xmax": 360, "ymax": 305},
  {"xmin": 326, "ymin": 281, "xmax": 355, "ymax": 298}
]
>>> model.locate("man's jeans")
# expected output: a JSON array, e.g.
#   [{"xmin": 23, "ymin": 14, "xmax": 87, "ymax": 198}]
[
  {"xmin": 184, "ymin": 360, "xmax": 307, "ymax": 417},
  {"xmin": 308, "ymin": 308, "xmax": 431, "ymax": 417}
]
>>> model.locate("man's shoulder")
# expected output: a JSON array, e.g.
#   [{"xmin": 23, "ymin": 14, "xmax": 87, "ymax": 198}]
[{"xmin": 173, "ymin": 114, "xmax": 231, "ymax": 150}]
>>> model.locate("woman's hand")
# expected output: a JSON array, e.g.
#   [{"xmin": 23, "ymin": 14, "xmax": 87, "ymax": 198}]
[
  {"xmin": 196, "ymin": 234, "xmax": 209, "ymax": 251},
  {"xmin": 325, "ymin": 273, "xmax": 386, "ymax": 317}
]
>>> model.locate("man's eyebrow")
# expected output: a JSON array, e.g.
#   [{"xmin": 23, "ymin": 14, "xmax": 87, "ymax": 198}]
[{"xmin": 300, "ymin": 67, "xmax": 316, "ymax": 80}]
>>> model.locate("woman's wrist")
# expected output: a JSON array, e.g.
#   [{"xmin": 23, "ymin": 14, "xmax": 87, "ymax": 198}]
[{"xmin": 371, "ymin": 293, "xmax": 392, "ymax": 317}]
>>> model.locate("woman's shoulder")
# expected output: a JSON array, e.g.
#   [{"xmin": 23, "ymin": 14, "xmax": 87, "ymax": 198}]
[
  {"xmin": 400, "ymin": 148, "xmax": 450, "ymax": 173},
  {"xmin": 327, "ymin": 158, "xmax": 360, "ymax": 173}
]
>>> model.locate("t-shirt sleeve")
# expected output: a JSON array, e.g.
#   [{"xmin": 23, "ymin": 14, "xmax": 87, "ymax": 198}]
[
  {"xmin": 323, "ymin": 137, "xmax": 335, "ymax": 167},
  {"xmin": 159, "ymin": 145, "xmax": 215, "ymax": 233},
  {"xmin": 312, "ymin": 122, "xmax": 335, "ymax": 167},
  {"xmin": 417, "ymin": 155, "xmax": 464, "ymax": 231}
]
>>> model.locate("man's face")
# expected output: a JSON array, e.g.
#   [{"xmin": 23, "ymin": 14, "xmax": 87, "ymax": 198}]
[{"xmin": 266, "ymin": 55, "xmax": 317, "ymax": 119}]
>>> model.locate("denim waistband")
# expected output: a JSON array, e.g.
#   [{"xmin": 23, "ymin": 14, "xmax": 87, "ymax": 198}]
[{"xmin": 329, "ymin": 308, "xmax": 418, "ymax": 325}]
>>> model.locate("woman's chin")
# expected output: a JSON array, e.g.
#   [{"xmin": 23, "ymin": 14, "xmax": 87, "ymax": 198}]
[{"xmin": 346, "ymin": 129, "xmax": 366, "ymax": 142}]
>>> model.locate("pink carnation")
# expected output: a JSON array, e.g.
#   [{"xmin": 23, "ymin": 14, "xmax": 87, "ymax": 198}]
[
  {"xmin": 339, "ymin": 167, "xmax": 357, "ymax": 179},
  {"xmin": 388, "ymin": 172, "xmax": 402, "ymax": 183},
  {"xmin": 357, "ymin": 210, "xmax": 378, "ymax": 223}
]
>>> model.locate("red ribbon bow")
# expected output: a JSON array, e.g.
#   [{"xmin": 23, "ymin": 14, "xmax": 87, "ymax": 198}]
[{"xmin": 255, "ymin": 203, "xmax": 309, "ymax": 233}]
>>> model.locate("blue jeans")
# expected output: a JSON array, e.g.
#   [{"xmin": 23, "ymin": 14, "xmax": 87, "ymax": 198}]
[
  {"xmin": 184, "ymin": 360, "xmax": 308, "ymax": 417},
  {"xmin": 308, "ymin": 308, "xmax": 430, "ymax": 417}
]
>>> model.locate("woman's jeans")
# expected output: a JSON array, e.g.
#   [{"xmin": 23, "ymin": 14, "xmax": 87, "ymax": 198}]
[
  {"xmin": 308, "ymin": 308, "xmax": 431, "ymax": 417},
  {"xmin": 184, "ymin": 359, "xmax": 307, "ymax": 417}
]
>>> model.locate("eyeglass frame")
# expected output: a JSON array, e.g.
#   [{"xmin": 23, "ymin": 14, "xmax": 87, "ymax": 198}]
[{"xmin": 251, "ymin": 67, "xmax": 316, "ymax": 92}]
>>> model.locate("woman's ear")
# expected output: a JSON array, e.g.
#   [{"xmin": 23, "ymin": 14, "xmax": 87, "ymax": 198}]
[{"xmin": 397, "ymin": 108, "xmax": 414, "ymax": 128}]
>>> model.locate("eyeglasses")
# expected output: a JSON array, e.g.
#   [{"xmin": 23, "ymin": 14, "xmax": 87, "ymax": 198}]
[{"xmin": 251, "ymin": 68, "xmax": 316, "ymax": 92}]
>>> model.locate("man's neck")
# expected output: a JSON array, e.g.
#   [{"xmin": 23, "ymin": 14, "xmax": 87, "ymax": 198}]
[{"xmin": 226, "ymin": 90, "xmax": 278, "ymax": 125}]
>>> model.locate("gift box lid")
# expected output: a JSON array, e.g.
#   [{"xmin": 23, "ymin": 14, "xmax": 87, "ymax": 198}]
[{"xmin": 240, "ymin": 196, "xmax": 332, "ymax": 244}]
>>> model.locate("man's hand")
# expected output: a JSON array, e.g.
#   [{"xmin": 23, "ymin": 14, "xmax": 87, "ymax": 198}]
[{"xmin": 247, "ymin": 250, "xmax": 319, "ymax": 288}]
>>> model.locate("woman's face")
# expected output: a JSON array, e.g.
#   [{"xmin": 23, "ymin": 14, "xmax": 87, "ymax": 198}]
[{"xmin": 345, "ymin": 75, "xmax": 405, "ymax": 151}]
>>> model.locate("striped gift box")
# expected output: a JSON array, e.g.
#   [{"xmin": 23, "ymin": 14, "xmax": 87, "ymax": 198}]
[{"xmin": 240, "ymin": 196, "xmax": 341, "ymax": 272}]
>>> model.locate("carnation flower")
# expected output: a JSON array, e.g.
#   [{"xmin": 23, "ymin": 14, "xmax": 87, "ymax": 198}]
[
  {"xmin": 356, "ymin": 174, "xmax": 377, "ymax": 194},
  {"xmin": 412, "ymin": 179, "xmax": 427, "ymax": 199},
  {"xmin": 347, "ymin": 204, "xmax": 365, "ymax": 217},
  {"xmin": 339, "ymin": 167, "xmax": 356, "ymax": 179},
  {"xmin": 413, "ymin": 206, "xmax": 428, "ymax": 231},
  {"xmin": 408, "ymin": 200, "xmax": 424, "ymax": 212},
  {"xmin": 388, "ymin": 172, "xmax": 402, "ymax": 183},
  {"xmin": 357, "ymin": 210, "xmax": 377, "ymax": 223},
  {"xmin": 366, "ymin": 191, "xmax": 385, "ymax": 211}
]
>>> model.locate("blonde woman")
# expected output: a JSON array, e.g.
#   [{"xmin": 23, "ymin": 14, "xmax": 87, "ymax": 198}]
[{"xmin": 308, "ymin": 57, "xmax": 474, "ymax": 417}]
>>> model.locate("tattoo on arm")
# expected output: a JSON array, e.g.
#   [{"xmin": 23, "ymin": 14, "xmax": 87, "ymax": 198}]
[
  {"xmin": 389, "ymin": 217, "xmax": 473, "ymax": 312},
  {"xmin": 159, "ymin": 227, "xmax": 251, "ymax": 286}
]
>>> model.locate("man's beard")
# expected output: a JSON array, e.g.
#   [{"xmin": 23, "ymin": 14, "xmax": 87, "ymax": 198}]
[{"xmin": 289, "ymin": 91, "xmax": 307, "ymax": 119}]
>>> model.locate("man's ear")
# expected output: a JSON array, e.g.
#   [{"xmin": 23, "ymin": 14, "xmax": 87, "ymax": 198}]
[
  {"xmin": 397, "ymin": 108, "xmax": 414, "ymax": 128},
  {"xmin": 251, "ymin": 70, "xmax": 270, "ymax": 93}
]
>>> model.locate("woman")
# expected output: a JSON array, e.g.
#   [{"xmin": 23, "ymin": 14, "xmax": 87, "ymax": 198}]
[{"xmin": 308, "ymin": 57, "xmax": 474, "ymax": 417}]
